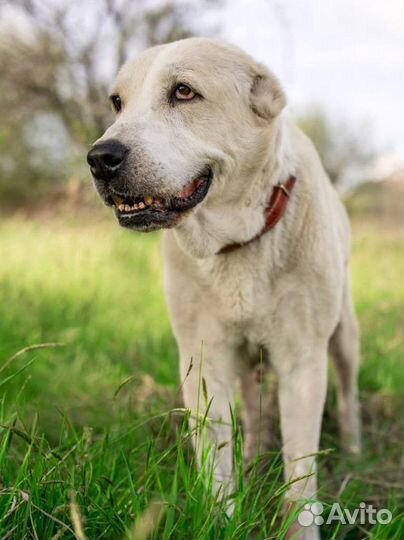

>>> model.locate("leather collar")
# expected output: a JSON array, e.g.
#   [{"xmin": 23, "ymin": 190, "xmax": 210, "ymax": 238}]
[{"xmin": 217, "ymin": 175, "xmax": 296, "ymax": 255}]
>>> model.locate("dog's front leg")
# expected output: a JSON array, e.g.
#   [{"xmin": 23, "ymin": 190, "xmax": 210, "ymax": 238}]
[
  {"xmin": 275, "ymin": 346, "xmax": 328, "ymax": 540},
  {"xmin": 178, "ymin": 338, "xmax": 238, "ymax": 500}
]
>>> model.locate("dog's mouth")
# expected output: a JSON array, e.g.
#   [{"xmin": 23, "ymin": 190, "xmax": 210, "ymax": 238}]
[{"xmin": 105, "ymin": 169, "xmax": 212, "ymax": 231}]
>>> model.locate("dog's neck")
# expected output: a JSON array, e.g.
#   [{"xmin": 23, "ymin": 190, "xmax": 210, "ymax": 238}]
[{"xmin": 172, "ymin": 115, "xmax": 298, "ymax": 259}]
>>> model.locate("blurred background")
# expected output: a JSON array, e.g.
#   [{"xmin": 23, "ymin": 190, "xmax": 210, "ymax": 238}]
[
  {"xmin": 0, "ymin": 1, "xmax": 403, "ymax": 539},
  {"xmin": 0, "ymin": 0, "xmax": 403, "ymax": 208}
]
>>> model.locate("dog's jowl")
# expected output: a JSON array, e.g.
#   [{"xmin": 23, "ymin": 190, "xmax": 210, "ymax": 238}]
[{"xmin": 87, "ymin": 38, "xmax": 361, "ymax": 540}]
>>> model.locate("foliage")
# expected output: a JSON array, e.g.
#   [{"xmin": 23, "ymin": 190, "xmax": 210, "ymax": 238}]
[{"xmin": 298, "ymin": 107, "xmax": 374, "ymax": 185}]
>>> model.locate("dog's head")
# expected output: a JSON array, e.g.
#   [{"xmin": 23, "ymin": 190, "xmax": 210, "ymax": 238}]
[{"xmin": 87, "ymin": 38, "xmax": 286, "ymax": 232}]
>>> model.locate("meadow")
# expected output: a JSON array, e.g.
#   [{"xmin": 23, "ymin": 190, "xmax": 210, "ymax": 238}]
[{"xmin": 0, "ymin": 206, "xmax": 403, "ymax": 539}]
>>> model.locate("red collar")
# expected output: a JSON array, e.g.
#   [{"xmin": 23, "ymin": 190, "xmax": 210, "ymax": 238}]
[{"xmin": 217, "ymin": 175, "xmax": 297, "ymax": 255}]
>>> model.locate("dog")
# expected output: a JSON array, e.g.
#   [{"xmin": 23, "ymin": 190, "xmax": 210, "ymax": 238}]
[{"xmin": 87, "ymin": 38, "xmax": 361, "ymax": 540}]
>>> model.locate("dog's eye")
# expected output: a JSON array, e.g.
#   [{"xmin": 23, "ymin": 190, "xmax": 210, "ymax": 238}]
[
  {"xmin": 110, "ymin": 94, "xmax": 122, "ymax": 113},
  {"xmin": 174, "ymin": 84, "xmax": 196, "ymax": 101}
]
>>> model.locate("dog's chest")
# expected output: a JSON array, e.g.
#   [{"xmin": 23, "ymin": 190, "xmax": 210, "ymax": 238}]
[{"xmin": 198, "ymin": 254, "xmax": 272, "ymax": 325}]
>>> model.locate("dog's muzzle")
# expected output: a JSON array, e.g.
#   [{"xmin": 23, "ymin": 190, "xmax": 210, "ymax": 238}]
[{"xmin": 87, "ymin": 139, "xmax": 212, "ymax": 232}]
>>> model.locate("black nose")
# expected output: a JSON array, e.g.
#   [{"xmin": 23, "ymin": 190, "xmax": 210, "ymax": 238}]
[{"xmin": 87, "ymin": 140, "xmax": 128, "ymax": 181}]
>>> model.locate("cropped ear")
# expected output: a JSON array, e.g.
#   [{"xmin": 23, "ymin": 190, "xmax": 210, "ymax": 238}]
[{"xmin": 249, "ymin": 64, "xmax": 286, "ymax": 121}]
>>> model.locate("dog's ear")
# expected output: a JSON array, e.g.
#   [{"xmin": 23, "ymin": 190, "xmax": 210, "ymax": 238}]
[{"xmin": 249, "ymin": 64, "xmax": 286, "ymax": 121}]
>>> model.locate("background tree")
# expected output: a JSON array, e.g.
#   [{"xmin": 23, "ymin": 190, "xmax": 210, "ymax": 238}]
[
  {"xmin": 298, "ymin": 106, "xmax": 374, "ymax": 186},
  {"xmin": 0, "ymin": 0, "xmax": 217, "ymax": 203}
]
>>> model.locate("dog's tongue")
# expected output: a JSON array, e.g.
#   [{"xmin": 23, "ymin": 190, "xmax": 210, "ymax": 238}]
[{"xmin": 176, "ymin": 178, "xmax": 205, "ymax": 199}]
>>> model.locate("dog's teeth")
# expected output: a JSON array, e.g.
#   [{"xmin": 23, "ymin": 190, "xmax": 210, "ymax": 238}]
[
  {"xmin": 112, "ymin": 195, "xmax": 124, "ymax": 205},
  {"xmin": 144, "ymin": 195, "xmax": 153, "ymax": 205},
  {"xmin": 138, "ymin": 202, "xmax": 145, "ymax": 209},
  {"xmin": 118, "ymin": 204, "xmax": 125, "ymax": 211},
  {"xmin": 124, "ymin": 204, "xmax": 131, "ymax": 211}
]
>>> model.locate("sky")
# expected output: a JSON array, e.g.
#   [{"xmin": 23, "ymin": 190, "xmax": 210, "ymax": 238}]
[{"xmin": 209, "ymin": 0, "xmax": 403, "ymax": 173}]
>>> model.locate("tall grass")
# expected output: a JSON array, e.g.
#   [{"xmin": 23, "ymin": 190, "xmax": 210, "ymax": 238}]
[{"xmin": 0, "ymin": 215, "xmax": 403, "ymax": 539}]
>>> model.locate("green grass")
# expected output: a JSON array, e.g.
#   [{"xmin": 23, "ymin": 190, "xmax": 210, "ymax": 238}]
[{"xmin": 0, "ymin": 213, "xmax": 403, "ymax": 539}]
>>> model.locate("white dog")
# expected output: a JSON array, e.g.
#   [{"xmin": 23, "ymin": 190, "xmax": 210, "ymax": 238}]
[{"xmin": 87, "ymin": 38, "xmax": 361, "ymax": 539}]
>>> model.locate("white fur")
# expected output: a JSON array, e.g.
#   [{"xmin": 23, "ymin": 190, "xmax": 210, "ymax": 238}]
[{"xmin": 97, "ymin": 38, "xmax": 361, "ymax": 540}]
